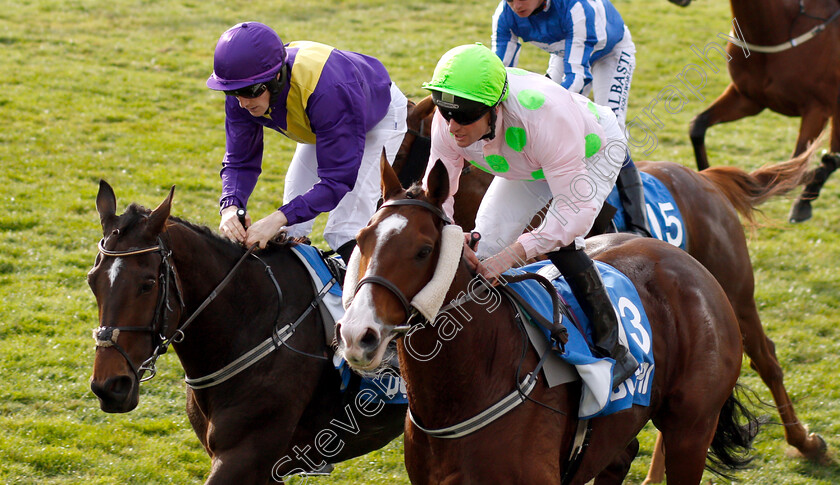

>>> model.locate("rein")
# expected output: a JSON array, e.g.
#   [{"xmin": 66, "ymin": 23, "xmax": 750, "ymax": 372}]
[
  {"xmin": 185, "ymin": 280, "xmax": 334, "ymax": 389},
  {"xmin": 727, "ymin": 2, "xmax": 840, "ymax": 53}
]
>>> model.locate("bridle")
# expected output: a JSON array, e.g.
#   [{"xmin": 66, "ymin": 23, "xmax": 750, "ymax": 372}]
[
  {"xmin": 351, "ymin": 198, "xmax": 451, "ymax": 333},
  {"xmin": 93, "ymin": 236, "xmax": 187, "ymax": 382},
  {"xmin": 93, "ymin": 237, "xmax": 263, "ymax": 382}
]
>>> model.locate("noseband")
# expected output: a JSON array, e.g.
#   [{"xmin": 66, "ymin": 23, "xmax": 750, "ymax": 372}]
[
  {"xmin": 93, "ymin": 236, "xmax": 185, "ymax": 382},
  {"xmin": 352, "ymin": 198, "xmax": 452, "ymax": 333}
]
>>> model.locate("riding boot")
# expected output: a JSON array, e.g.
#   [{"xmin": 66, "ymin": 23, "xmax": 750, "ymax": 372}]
[
  {"xmin": 616, "ymin": 164, "xmax": 653, "ymax": 237},
  {"xmin": 334, "ymin": 239, "xmax": 357, "ymax": 286},
  {"xmin": 548, "ymin": 248, "xmax": 639, "ymax": 389},
  {"xmin": 335, "ymin": 239, "xmax": 357, "ymax": 264},
  {"xmin": 789, "ymin": 153, "xmax": 839, "ymax": 223}
]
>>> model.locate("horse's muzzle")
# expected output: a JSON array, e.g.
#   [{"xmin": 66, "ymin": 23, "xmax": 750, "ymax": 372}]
[
  {"xmin": 336, "ymin": 321, "xmax": 384, "ymax": 370},
  {"xmin": 90, "ymin": 374, "xmax": 139, "ymax": 413}
]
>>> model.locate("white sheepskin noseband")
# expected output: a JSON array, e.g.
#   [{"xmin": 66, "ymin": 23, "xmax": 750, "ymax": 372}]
[{"xmin": 343, "ymin": 224, "xmax": 464, "ymax": 322}]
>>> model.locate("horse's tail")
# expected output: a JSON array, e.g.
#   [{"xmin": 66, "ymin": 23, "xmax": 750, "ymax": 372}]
[
  {"xmin": 699, "ymin": 142, "xmax": 817, "ymax": 225},
  {"xmin": 705, "ymin": 385, "xmax": 762, "ymax": 479}
]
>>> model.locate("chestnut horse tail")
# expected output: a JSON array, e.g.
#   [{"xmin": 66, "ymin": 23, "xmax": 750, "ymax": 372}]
[
  {"xmin": 699, "ymin": 144, "xmax": 817, "ymax": 225},
  {"xmin": 705, "ymin": 385, "xmax": 762, "ymax": 479}
]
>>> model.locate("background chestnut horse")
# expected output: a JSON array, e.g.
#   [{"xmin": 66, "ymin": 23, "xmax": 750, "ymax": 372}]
[
  {"xmin": 684, "ymin": 0, "xmax": 840, "ymax": 222},
  {"xmin": 337, "ymin": 159, "xmax": 757, "ymax": 484},
  {"xmin": 396, "ymin": 97, "xmax": 828, "ymax": 473},
  {"xmin": 88, "ymin": 181, "xmax": 405, "ymax": 484}
]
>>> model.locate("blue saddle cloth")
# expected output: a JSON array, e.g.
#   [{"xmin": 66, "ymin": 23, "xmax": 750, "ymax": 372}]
[
  {"xmin": 290, "ymin": 244, "xmax": 343, "ymax": 297},
  {"xmin": 607, "ymin": 172, "xmax": 687, "ymax": 250},
  {"xmin": 506, "ymin": 260, "xmax": 655, "ymax": 419}
]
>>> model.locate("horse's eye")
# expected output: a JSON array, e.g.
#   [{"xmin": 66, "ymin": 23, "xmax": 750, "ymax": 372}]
[
  {"xmin": 139, "ymin": 278, "xmax": 156, "ymax": 295},
  {"xmin": 416, "ymin": 246, "xmax": 433, "ymax": 260}
]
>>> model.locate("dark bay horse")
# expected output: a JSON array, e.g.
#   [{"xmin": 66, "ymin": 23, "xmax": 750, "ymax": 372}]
[
  {"xmin": 398, "ymin": 97, "xmax": 828, "ymax": 474},
  {"xmin": 685, "ymin": 0, "xmax": 840, "ymax": 222},
  {"xmin": 88, "ymin": 181, "xmax": 405, "ymax": 484},
  {"xmin": 336, "ymin": 159, "xmax": 757, "ymax": 484}
]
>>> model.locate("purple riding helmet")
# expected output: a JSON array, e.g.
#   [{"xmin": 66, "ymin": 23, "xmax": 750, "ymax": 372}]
[{"xmin": 206, "ymin": 22, "xmax": 287, "ymax": 91}]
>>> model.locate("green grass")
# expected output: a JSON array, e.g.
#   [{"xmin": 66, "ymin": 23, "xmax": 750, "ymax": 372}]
[{"xmin": 1, "ymin": 0, "xmax": 839, "ymax": 483}]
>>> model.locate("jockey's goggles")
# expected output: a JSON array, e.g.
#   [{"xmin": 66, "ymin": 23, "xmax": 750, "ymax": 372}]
[
  {"xmin": 438, "ymin": 106, "xmax": 492, "ymax": 126},
  {"xmin": 224, "ymin": 82, "xmax": 268, "ymax": 98}
]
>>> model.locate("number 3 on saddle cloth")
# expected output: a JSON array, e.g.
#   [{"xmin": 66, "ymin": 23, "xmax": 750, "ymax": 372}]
[
  {"xmin": 607, "ymin": 172, "xmax": 687, "ymax": 250},
  {"xmin": 290, "ymin": 244, "xmax": 408, "ymax": 405},
  {"xmin": 504, "ymin": 260, "xmax": 655, "ymax": 419}
]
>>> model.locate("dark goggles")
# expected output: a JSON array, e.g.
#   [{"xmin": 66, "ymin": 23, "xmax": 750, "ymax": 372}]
[
  {"xmin": 431, "ymin": 91, "xmax": 493, "ymax": 126},
  {"xmin": 223, "ymin": 82, "xmax": 268, "ymax": 98},
  {"xmin": 438, "ymin": 106, "xmax": 491, "ymax": 126}
]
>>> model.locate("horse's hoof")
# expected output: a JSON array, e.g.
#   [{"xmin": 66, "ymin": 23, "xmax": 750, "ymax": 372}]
[
  {"xmin": 801, "ymin": 433, "xmax": 830, "ymax": 464},
  {"xmin": 788, "ymin": 199, "xmax": 812, "ymax": 223}
]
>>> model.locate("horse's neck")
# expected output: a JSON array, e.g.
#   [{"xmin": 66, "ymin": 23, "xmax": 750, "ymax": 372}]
[
  {"xmin": 167, "ymin": 226, "xmax": 321, "ymax": 377},
  {"xmin": 730, "ymin": 0, "xmax": 804, "ymax": 42},
  {"xmin": 398, "ymin": 264, "xmax": 524, "ymax": 427}
]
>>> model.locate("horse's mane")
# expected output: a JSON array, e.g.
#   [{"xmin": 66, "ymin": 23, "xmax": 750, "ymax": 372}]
[
  {"xmin": 121, "ymin": 203, "xmax": 296, "ymax": 257},
  {"xmin": 405, "ymin": 183, "xmax": 424, "ymax": 198}
]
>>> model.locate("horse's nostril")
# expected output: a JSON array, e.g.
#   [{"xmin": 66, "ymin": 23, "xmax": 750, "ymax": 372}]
[
  {"xmin": 109, "ymin": 375, "xmax": 133, "ymax": 396},
  {"xmin": 360, "ymin": 328, "xmax": 379, "ymax": 349},
  {"xmin": 335, "ymin": 323, "xmax": 343, "ymax": 346},
  {"xmin": 91, "ymin": 375, "xmax": 133, "ymax": 400}
]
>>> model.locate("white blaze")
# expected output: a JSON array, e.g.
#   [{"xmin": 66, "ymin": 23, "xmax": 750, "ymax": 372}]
[{"xmin": 107, "ymin": 258, "xmax": 123, "ymax": 287}]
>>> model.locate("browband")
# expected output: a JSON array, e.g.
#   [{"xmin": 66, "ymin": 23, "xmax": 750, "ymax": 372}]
[{"xmin": 379, "ymin": 199, "xmax": 451, "ymax": 225}]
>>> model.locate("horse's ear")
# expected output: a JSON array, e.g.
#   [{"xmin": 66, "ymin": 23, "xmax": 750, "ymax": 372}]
[
  {"xmin": 147, "ymin": 185, "xmax": 175, "ymax": 235},
  {"xmin": 425, "ymin": 159, "xmax": 450, "ymax": 207},
  {"xmin": 96, "ymin": 180, "xmax": 118, "ymax": 233},
  {"xmin": 415, "ymin": 95, "xmax": 437, "ymax": 126},
  {"xmin": 380, "ymin": 149, "xmax": 403, "ymax": 201}
]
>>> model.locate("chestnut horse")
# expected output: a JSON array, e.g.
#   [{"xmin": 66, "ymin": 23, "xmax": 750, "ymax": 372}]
[
  {"xmin": 685, "ymin": 0, "xmax": 840, "ymax": 222},
  {"xmin": 337, "ymin": 159, "xmax": 757, "ymax": 484},
  {"xmin": 88, "ymin": 181, "xmax": 406, "ymax": 484},
  {"xmin": 398, "ymin": 97, "xmax": 828, "ymax": 477}
]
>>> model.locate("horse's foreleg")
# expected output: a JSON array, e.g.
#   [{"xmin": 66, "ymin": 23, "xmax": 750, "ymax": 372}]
[
  {"xmin": 789, "ymin": 110, "xmax": 835, "ymax": 222},
  {"xmin": 205, "ymin": 441, "xmax": 283, "ymax": 485},
  {"xmin": 739, "ymin": 305, "xmax": 828, "ymax": 462},
  {"xmin": 689, "ymin": 84, "xmax": 764, "ymax": 170},
  {"xmin": 641, "ymin": 432, "xmax": 665, "ymax": 485},
  {"xmin": 593, "ymin": 438, "xmax": 639, "ymax": 485},
  {"xmin": 186, "ymin": 390, "xmax": 211, "ymax": 455}
]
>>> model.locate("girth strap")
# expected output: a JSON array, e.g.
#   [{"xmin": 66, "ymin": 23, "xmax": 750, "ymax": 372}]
[{"xmin": 408, "ymin": 345, "xmax": 551, "ymax": 439}]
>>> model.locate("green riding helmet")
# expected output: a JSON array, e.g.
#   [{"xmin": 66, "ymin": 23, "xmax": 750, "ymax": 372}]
[{"xmin": 423, "ymin": 43, "xmax": 509, "ymax": 124}]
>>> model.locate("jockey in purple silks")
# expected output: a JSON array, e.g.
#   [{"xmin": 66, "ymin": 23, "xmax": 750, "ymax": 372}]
[{"xmin": 207, "ymin": 22, "xmax": 407, "ymax": 262}]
